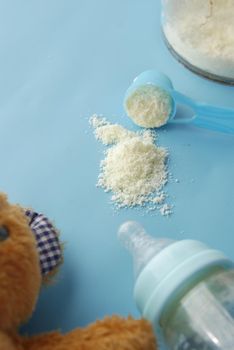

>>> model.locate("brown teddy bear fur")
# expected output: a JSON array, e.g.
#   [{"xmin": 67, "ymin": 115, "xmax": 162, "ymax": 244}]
[{"xmin": 0, "ymin": 194, "xmax": 157, "ymax": 350}]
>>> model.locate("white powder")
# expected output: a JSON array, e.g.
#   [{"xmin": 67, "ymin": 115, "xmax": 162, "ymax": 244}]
[
  {"xmin": 125, "ymin": 85, "xmax": 173, "ymax": 128},
  {"xmin": 160, "ymin": 204, "xmax": 173, "ymax": 216},
  {"xmin": 90, "ymin": 115, "xmax": 172, "ymax": 214},
  {"xmin": 151, "ymin": 192, "xmax": 166, "ymax": 204},
  {"xmin": 90, "ymin": 115, "xmax": 136, "ymax": 145},
  {"xmin": 163, "ymin": 0, "xmax": 234, "ymax": 79}
]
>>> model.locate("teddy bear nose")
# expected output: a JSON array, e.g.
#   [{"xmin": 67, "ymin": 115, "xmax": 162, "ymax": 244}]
[{"xmin": 0, "ymin": 226, "xmax": 9, "ymax": 241}]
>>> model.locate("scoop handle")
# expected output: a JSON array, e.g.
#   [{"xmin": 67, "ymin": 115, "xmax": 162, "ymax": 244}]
[
  {"xmin": 171, "ymin": 90, "xmax": 234, "ymax": 134},
  {"xmin": 193, "ymin": 103, "xmax": 234, "ymax": 134}
]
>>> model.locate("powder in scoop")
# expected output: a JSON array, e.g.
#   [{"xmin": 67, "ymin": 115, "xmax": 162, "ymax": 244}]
[
  {"xmin": 125, "ymin": 85, "xmax": 173, "ymax": 128},
  {"xmin": 90, "ymin": 115, "xmax": 170, "ymax": 213}
]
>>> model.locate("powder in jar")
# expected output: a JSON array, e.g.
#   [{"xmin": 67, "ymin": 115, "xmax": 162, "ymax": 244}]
[{"xmin": 163, "ymin": 0, "xmax": 234, "ymax": 80}]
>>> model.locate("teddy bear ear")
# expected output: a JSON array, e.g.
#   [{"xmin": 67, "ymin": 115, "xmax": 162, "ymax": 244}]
[
  {"xmin": 24, "ymin": 209, "xmax": 63, "ymax": 284},
  {"xmin": 42, "ymin": 253, "xmax": 64, "ymax": 285},
  {"xmin": 0, "ymin": 193, "xmax": 10, "ymax": 209},
  {"xmin": 41, "ymin": 238, "xmax": 64, "ymax": 285}
]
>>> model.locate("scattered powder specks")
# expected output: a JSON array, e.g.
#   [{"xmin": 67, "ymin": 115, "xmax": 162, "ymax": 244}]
[
  {"xmin": 90, "ymin": 115, "xmax": 136, "ymax": 145},
  {"xmin": 89, "ymin": 115, "xmax": 107, "ymax": 128},
  {"xmin": 90, "ymin": 115, "xmax": 173, "ymax": 215},
  {"xmin": 160, "ymin": 204, "xmax": 173, "ymax": 216},
  {"xmin": 151, "ymin": 192, "xmax": 166, "ymax": 204}
]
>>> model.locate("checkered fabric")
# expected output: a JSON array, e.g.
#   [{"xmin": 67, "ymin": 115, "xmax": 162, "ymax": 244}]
[{"xmin": 25, "ymin": 209, "xmax": 62, "ymax": 276}]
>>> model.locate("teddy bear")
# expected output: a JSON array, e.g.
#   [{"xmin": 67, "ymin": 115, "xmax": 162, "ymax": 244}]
[{"xmin": 0, "ymin": 193, "xmax": 157, "ymax": 350}]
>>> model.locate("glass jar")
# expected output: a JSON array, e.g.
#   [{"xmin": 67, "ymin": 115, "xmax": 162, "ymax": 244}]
[{"xmin": 161, "ymin": 0, "xmax": 234, "ymax": 84}]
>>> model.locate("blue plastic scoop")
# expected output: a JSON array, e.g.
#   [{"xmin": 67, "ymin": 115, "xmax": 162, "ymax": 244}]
[{"xmin": 124, "ymin": 70, "xmax": 234, "ymax": 134}]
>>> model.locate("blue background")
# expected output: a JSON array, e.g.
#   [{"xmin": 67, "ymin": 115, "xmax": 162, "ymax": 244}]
[{"xmin": 0, "ymin": 1, "xmax": 234, "ymax": 349}]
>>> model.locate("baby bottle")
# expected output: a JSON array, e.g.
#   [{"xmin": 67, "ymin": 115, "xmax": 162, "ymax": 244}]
[
  {"xmin": 161, "ymin": 0, "xmax": 234, "ymax": 84},
  {"xmin": 118, "ymin": 221, "xmax": 234, "ymax": 349}
]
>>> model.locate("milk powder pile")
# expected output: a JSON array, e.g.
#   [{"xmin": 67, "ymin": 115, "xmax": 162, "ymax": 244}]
[
  {"xmin": 163, "ymin": 0, "xmax": 234, "ymax": 79},
  {"xmin": 125, "ymin": 85, "xmax": 173, "ymax": 128},
  {"xmin": 90, "ymin": 115, "xmax": 172, "ymax": 214}
]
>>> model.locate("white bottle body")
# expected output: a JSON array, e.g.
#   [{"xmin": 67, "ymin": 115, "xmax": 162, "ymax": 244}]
[{"xmin": 161, "ymin": 268, "xmax": 234, "ymax": 350}]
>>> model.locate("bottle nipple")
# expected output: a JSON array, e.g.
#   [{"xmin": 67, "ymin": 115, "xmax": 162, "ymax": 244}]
[{"xmin": 118, "ymin": 221, "xmax": 175, "ymax": 279}]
